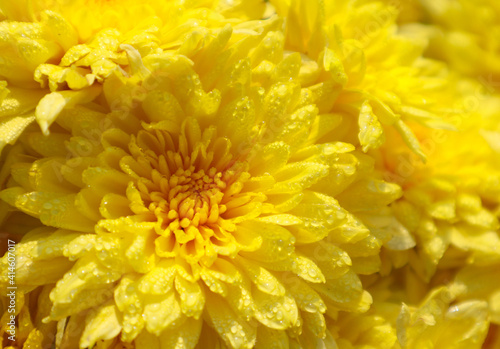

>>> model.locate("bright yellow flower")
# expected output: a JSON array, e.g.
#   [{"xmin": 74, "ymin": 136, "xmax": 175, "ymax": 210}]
[
  {"xmin": 378, "ymin": 82, "xmax": 500, "ymax": 281},
  {"xmin": 371, "ymin": 82, "xmax": 500, "ymax": 346},
  {"xmin": 0, "ymin": 6, "xmax": 403, "ymax": 346},
  {"xmin": 360, "ymin": 1, "xmax": 500, "ymax": 337},
  {"xmin": 0, "ymin": 0, "xmax": 265, "ymax": 152},
  {"xmin": 270, "ymin": 0, "xmax": 461, "ymax": 160},
  {"xmin": 416, "ymin": 0, "xmax": 500, "ymax": 81},
  {"xmin": 269, "ymin": 0, "xmax": 482, "ymax": 280},
  {"xmin": 379, "ymin": 1, "xmax": 500, "ymax": 83}
]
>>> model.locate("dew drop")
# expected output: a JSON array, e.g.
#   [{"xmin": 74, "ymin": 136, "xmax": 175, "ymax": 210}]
[
  {"xmin": 304, "ymin": 303, "xmax": 316, "ymax": 312},
  {"xmin": 230, "ymin": 325, "xmax": 238, "ymax": 334}
]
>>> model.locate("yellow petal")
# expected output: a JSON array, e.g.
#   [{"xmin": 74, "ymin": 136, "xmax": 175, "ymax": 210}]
[
  {"xmin": 255, "ymin": 326, "xmax": 289, "ymax": 349},
  {"xmin": 311, "ymin": 270, "xmax": 372, "ymax": 312},
  {"xmin": 337, "ymin": 178, "xmax": 402, "ymax": 212},
  {"xmin": 268, "ymin": 161, "xmax": 329, "ymax": 194},
  {"xmin": 174, "ymin": 276, "xmax": 205, "ymax": 319},
  {"xmin": 358, "ymin": 100, "xmax": 385, "ymax": 152},
  {"xmin": 143, "ymin": 292, "xmax": 182, "ymax": 336},
  {"xmin": 0, "ymin": 87, "xmax": 46, "ymax": 118},
  {"xmin": 287, "ymin": 191, "xmax": 347, "ymax": 244},
  {"xmin": 36, "ymin": 85, "xmax": 102, "ymax": 135},
  {"xmin": 234, "ymin": 257, "xmax": 286, "ymax": 296},
  {"xmin": 397, "ymin": 287, "xmax": 489, "ymax": 349},
  {"xmin": 158, "ymin": 317, "xmax": 202, "ymax": 349},
  {"xmin": 205, "ymin": 292, "xmax": 257, "ymax": 349},
  {"xmin": 0, "ymin": 114, "xmax": 35, "ymax": 152},
  {"xmin": 80, "ymin": 302, "xmax": 121, "ymax": 348},
  {"xmin": 238, "ymin": 220, "xmax": 296, "ymax": 262},
  {"xmin": 253, "ymin": 288, "xmax": 299, "ymax": 330}
]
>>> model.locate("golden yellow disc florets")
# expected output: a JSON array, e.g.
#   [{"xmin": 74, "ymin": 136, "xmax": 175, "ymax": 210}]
[{"xmin": 96, "ymin": 121, "xmax": 263, "ymax": 267}]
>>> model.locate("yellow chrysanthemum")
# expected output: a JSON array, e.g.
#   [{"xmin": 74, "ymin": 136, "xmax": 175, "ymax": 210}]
[
  {"xmin": 415, "ymin": 0, "xmax": 500, "ymax": 81},
  {"xmin": 270, "ymin": 0, "xmax": 462, "ymax": 161},
  {"xmin": 379, "ymin": 1, "xmax": 500, "ymax": 83},
  {"xmin": 359, "ymin": 1, "xmax": 500, "ymax": 340},
  {"xmin": 0, "ymin": 6, "xmax": 408, "ymax": 345},
  {"xmin": 269, "ymin": 0, "xmax": 486, "ymax": 280},
  {"xmin": 0, "ymin": 0, "xmax": 265, "ymax": 152},
  {"xmin": 370, "ymin": 81, "xmax": 500, "ymax": 347},
  {"xmin": 377, "ymin": 81, "xmax": 500, "ymax": 280}
]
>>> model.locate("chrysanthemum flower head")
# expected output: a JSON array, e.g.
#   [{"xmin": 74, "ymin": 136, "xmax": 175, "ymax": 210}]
[
  {"xmin": 0, "ymin": 8, "xmax": 405, "ymax": 346},
  {"xmin": 267, "ymin": 0, "xmax": 484, "ymax": 281},
  {"xmin": 270, "ymin": 0, "xmax": 461, "ymax": 161},
  {"xmin": 416, "ymin": 0, "xmax": 500, "ymax": 80},
  {"xmin": 0, "ymin": 0, "xmax": 265, "ymax": 152},
  {"xmin": 378, "ymin": 81, "xmax": 500, "ymax": 281}
]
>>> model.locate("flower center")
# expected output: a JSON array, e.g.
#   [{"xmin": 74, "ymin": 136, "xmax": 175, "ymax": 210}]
[
  {"xmin": 146, "ymin": 166, "xmax": 229, "ymax": 240},
  {"xmin": 115, "ymin": 120, "xmax": 259, "ymax": 266}
]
